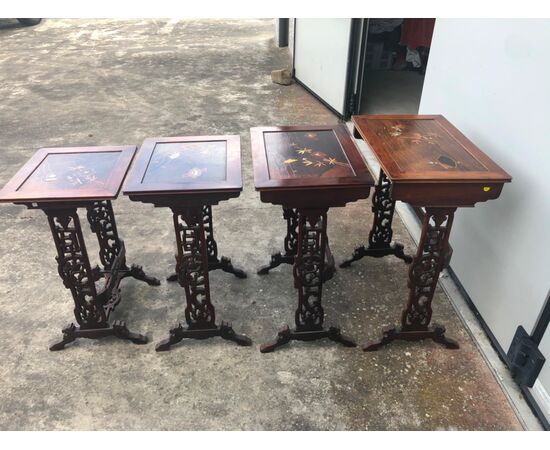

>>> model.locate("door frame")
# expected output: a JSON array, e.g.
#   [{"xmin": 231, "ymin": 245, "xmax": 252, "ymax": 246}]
[{"xmin": 291, "ymin": 18, "xmax": 367, "ymax": 120}]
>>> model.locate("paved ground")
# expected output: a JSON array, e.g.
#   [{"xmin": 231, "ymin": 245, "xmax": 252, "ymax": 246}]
[{"xmin": 0, "ymin": 18, "xmax": 523, "ymax": 430}]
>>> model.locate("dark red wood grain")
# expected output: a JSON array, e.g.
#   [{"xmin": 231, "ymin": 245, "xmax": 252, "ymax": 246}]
[
  {"xmin": 352, "ymin": 115, "xmax": 512, "ymax": 207},
  {"xmin": 251, "ymin": 125, "xmax": 374, "ymax": 191},
  {"xmin": 251, "ymin": 125, "xmax": 374, "ymax": 208}
]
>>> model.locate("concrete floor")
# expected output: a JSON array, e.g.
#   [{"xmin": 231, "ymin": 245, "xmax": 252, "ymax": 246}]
[
  {"xmin": 0, "ymin": 18, "xmax": 524, "ymax": 430},
  {"xmin": 360, "ymin": 70, "xmax": 425, "ymax": 115}
]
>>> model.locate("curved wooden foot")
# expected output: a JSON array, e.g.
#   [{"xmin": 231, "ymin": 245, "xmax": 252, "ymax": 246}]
[
  {"xmin": 393, "ymin": 243, "xmax": 414, "ymax": 264},
  {"xmin": 326, "ymin": 326, "xmax": 357, "ymax": 347},
  {"xmin": 123, "ymin": 264, "xmax": 161, "ymax": 286},
  {"xmin": 260, "ymin": 325, "xmax": 292, "ymax": 353},
  {"xmin": 112, "ymin": 320, "xmax": 148, "ymax": 345},
  {"xmin": 155, "ymin": 323, "xmax": 185, "ymax": 351},
  {"xmin": 340, "ymin": 243, "xmax": 413, "ymax": 268},
  {"xmin": 431, "ymin": 325, "xmax": 460, "ymax": 349},
  {"xmin": 210, "ymin": 256, "xmax": 247, "ymax": 279},
  {"xmin": 219, "ymin": 321, "xmax": 253, "ymax": 346},
  {"xmin": 260, "ymin": 324, "xmax": 356, "ymax": 353},
  {"xmin": 257, "ymin": 252, "xmax": 295, "ymax": 275},
  {"xmin": 49, "ymin": 323, "xmax": 77, "ymax": 351},
  {"xmin": 166, "ymin": 273, "xmax": 178, "ymax": 282},
  {"xmin": 362, "ymin": 324, "xmax": 459, "ymax": 351},
  {"xmin": 167, "ymin": 256, "xmax": 247, "ymax": 281},
  {"xmin": 156, "ymin": 321, "xmax": 252, "ymax": 351},
  {"xmin": 49, "ymin": 321, "xmax": 148, "ymax": 351}
]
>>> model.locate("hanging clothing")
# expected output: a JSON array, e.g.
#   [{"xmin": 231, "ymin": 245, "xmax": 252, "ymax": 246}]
[
  {"xmin": 400, "ymin": 18, "xmax": 435, "ymax": 50},
  {"xmin": 405, "ymin": 48, "xmax": 422, "ymax": 68}
]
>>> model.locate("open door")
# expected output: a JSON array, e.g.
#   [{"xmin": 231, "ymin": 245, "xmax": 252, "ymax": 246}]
[{"xmin": 292, "ymin": 19, "xmax": 367, "ymax": 119}]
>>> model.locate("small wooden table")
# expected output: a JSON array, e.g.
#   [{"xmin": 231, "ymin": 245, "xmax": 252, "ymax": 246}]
[
  {"xmin": 0, "ymin": 146, "xmax": 160, "ymax": 350},
  {"xmin": 123, "ymin": 135, "xmax": 251, "ymax": 351},
  {"xmin": 343, "ymin": 115, "xmax": 512, "ymax": 350},
  {"xmin": 251, "ymin": 125, "xmax": 375, "ymax": 352}
]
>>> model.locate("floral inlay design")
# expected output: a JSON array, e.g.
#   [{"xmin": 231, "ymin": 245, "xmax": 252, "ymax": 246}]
[{"xmin": 264, "ymin": 130, "xmax": 355, "ymax": 180}]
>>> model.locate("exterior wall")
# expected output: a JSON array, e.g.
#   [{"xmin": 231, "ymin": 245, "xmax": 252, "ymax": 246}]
[{"xmin": 419, "ymin": 19, "xmax": 550, "ymax": 413}]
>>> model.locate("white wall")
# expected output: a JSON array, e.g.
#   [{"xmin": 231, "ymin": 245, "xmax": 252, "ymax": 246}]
[{"xmin": 419, "ymin": 19, "xmax": 550, "ymax": 407}]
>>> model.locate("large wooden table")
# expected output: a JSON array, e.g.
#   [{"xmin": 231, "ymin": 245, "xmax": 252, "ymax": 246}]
[
  {"xmin": 0, "ymin": 145, "xmax": 160, "ymax": 350},
  {"xmin": 342, "ymin": 115, "xmax": 512, "ymax": 350},
  {"xmin": 251, "ymin": 125, "xmax": 375, "ymax": 352},
  {"xmin": 123, "ymin": 135, "xmax": 251, "ymax": 351}
]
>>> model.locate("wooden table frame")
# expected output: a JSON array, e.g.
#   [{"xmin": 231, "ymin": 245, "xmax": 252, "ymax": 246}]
[
  {"xmin": 123, "ymin": 135, "xmax": 251, "ymax": 351},
  {"xmin": 340, "ymin": 168, "xmax": 413, "ymax": 267},
  {"xmin": 0, "ymin": 146, "xmax": 160, "ymax": 350},
  {"xmin": 343, "ymin": 115, "xmax": 512, "ymax": 351},
  {"xmin": 166, "ymin": 204, "xmax": 246, "ymax": 282},
  {"xmin": 257, "ymin": 206, "xmax": 336, "ymax": 282},
  {"xmin": 251, "ymin": 125, "xmax": 375, "ymax": 352}
]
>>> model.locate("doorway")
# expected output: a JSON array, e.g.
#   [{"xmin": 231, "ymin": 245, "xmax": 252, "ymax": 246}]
[{"xmin": 358, "ymin": 18, "xmax": 435, "ymax": 115}]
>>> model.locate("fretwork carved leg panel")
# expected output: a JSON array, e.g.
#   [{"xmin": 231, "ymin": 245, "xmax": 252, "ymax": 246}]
[
  {"xmin": 46, "ymin": 207, "xmax": 148, "ymax": 351},
  {"xmin": 167, "ymin": 205, "xmax": 246, "ymax": 282},
  {"xmin": 258, "ymin": 207, "xmax": 336, "ymax": 282},
  {"xmin": 86, "ymin": 200, "xmax": 160, "ymax": 286},
  {"xmin": 257, "ymin": 207, "xmax": 299, "ymax": 275},
  {"xmin": 156, "ymin": 207, "xmax": 251, "ymax": 351},
  {"xmin": 340, "ymin": 169, "xmax": 413, "ymax": 268},
  {"xmin": 363, "ymin": 207, "xmax": 459, "ymax": 351},
  {"xmin": 260, "ymin": 209, "xmax": 355, "ymax": 353}
]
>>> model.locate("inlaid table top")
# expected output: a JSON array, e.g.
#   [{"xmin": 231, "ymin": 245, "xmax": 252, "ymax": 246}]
[
  {"xmin": 0, "ymin": 145, "xmax": 136, "ymax": 203},
  {"xmin": 123, "ymin": 135, "xmax": 242, "ymax": 198},
  {"xmin": 250, "ymin": 125, "xmax": 374, "ymax": 208},
  {"xmin": 352, "ymin": 115, "xmax": 512, "ymax": 207}
]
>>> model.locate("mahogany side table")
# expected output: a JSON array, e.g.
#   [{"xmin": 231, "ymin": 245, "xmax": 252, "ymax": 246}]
[
  {"xmin": 250, "ymin": 125, "xmax": 375, "ymax": 352},
  {"xmin": 342, "ymin": 114, "xmax": 512, "ymax": 351},
  {"xmin": 0, "ymin": 145, "xmax": 160, "ymax": 350},
  {"xmin": 123, "ymin": 135, "xmax": 252, "ymax": 351}
]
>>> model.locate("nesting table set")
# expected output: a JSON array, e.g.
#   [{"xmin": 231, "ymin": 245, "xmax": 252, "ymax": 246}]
[{"xmin": 0, "ymin": 115, "xmax": 511, "ymax": 354}]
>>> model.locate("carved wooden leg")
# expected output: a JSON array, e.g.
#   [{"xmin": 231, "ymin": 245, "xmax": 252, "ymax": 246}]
[
  {"xmin": 257, "ymin": 207, "xmax": 299, "ymax": 275},
  {"xmin": 45, "ymin": 207, "xmax": 147, "ymax": 350},
  {"xmin": 258, "ymin": 207, "xmax": 335, "ymax": 281},
  {"xmin": 203, "ymin": 205, "xmax": 247, "ymax": 278},
  {"xmin": 86, "ymin": 200, "xmax": 160, "ymax": 286},
  {"xmin": 167, "ymin": 205, "xmax": 246, "ymax": 281},
  {"xmin": 157, "ymin": 206, "xmax": 251, "ymax": 351},
  {"xmin": 340, "ymin": 169, "xmax": 412, "ymax": 268},
  {"xmin": 260, "ymin": 208, "xmax": 355, "ymax": 353},
  {"xmin": 363, "ymin": 207, "xmax": 460, "ymax": 351}
]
